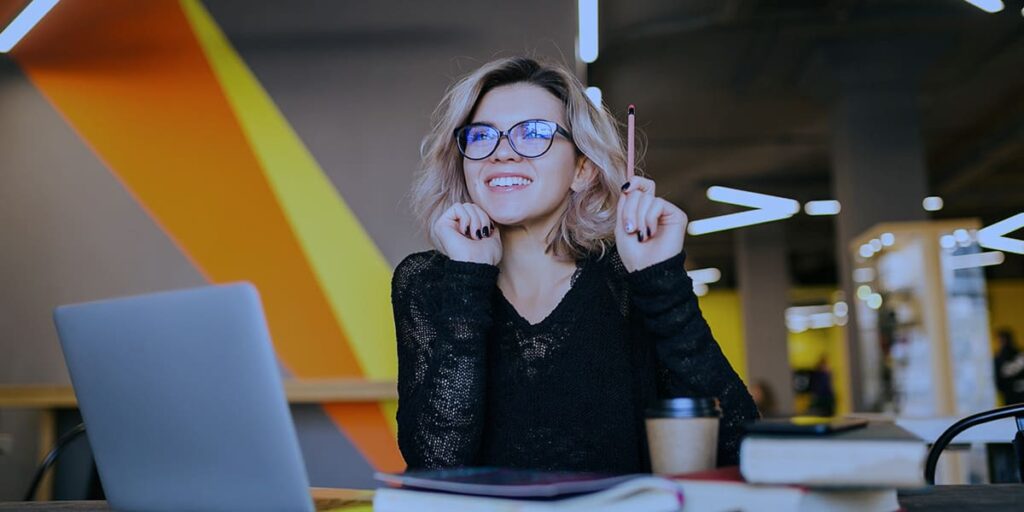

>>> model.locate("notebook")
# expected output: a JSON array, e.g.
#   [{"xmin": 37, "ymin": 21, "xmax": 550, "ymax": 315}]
[
  {"xmin": 373, "ymin": 467, "xmax": 643, "ymax": 497},
  {"xmin": 372, "ymin": 467, "xmax": 900, "ymax": 512}
]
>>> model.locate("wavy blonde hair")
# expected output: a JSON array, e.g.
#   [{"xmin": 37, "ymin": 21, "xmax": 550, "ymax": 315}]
[{"xmin": 411, "ymin": 56, "xmax": 637, "ymax": 261}]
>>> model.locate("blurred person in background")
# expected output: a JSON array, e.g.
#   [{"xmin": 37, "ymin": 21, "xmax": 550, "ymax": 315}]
[
  {"xmin": 805, "ymin": 357, "xmax": 836, "ymax": 417},
  {"xmin": 391, "ymin": 57, "xmax": 758, "ymax": 474},
  {"xmin": 994, "ymin": 329, "xmax": 1024, "ymax": 405}
]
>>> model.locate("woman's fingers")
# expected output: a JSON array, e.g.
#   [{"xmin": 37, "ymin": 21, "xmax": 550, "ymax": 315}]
[
  {"xmin": 472, "ymin": 204, "xmax": 495, "ymax": 237},
  {"xmin": 468, "ymin": 203, "xmax": 489, "ymax": 239},
  {"xmin": 452, "ymin": 203, "xmax": 473, "ymax": 238},
  {"xmin": 620, "ymin": 176, "xmax": 658, "ymax": 237},
  {"xmin": 621, "ymin": 188, "xmax": 643, "ymax": 234},
  {"xmin": 621, "ymin": 176, "xmax": 656, "ymax": 196},
  {"xmin": 635, "ymin": 193, "xmax": 655, "ymax": 241},
  {"xmin": 643, "ymin": 198, "xmax": 666, "ymax": 240}
]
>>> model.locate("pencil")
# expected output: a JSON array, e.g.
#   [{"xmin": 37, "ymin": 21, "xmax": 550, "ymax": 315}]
[{"xmin": 627, "ymin": 104, "xmax": 635, "ymax": 179}]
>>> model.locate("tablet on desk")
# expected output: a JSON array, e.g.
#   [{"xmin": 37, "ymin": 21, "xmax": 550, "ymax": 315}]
[
  {"xmin": 374, "ymin": 467, "xmax": 641, "ymax": 498},
  {"xmin": 745, "ymin": 417, "xmax": 869, "ymax": 436}
]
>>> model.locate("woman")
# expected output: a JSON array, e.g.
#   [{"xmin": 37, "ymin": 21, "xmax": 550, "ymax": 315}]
[{"xmin": 393, "ymin": 56, "xmax": 758, "ymax": 474}]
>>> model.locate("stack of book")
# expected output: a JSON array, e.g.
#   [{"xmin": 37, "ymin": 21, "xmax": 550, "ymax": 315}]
[
  {"xmin": 371, "ymin": 421, "xmax": 927, "ymax": 511},
  {"xmin": 733, "ymin": 419, "xmax": 928, "ymax": 511}
]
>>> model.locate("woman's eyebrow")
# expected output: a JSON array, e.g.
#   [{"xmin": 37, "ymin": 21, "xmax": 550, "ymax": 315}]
[{"xmin": 470, "ymin": 118, "xmax": 547, "ymax": 128}]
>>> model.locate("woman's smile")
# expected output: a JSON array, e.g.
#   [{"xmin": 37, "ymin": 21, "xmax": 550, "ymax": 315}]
[{"xmin": 485, "ymin": 173, "xmax": 534, "ymax": 193}]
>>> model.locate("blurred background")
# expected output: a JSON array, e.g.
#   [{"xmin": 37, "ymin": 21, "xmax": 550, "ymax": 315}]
[{"xmin": 0, "ymin": 0, "xmax": 1022, "ymax": 499}]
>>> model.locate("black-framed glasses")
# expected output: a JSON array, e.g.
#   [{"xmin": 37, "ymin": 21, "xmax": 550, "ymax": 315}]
[{"xmin": 453, "ymin": 119, "xmax": 572, "ymax": 160}]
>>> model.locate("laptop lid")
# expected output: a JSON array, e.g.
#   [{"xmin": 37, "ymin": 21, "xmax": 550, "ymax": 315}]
[{"xmin": 53, "ymin": 283, "xmax": 314, "ymax": 512}]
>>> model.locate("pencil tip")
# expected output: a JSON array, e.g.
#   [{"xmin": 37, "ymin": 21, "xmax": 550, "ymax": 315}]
[{"xmin": 628, "ymin": 104, "xmax": 635, "ymax": 115}]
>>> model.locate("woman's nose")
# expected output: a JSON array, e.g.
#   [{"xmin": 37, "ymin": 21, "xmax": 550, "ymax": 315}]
[{"xmin": 489, "ymin": 135, "xmax": 521, "ymax": 162}]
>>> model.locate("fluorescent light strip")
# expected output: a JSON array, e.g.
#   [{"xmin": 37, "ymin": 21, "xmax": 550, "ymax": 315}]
[
  {"xmin": 962, "ymin": 0, "xmax": 1005, "ymax": 13},
  {"xmin": 922, "ymin": 196, "xmax": 944, "ymax": 212},
  {"xmin": 859, "ymin": 243, "xmax": 874, "ymax": 258},
  {"xmin": 688, "ymin": 186, "xmax": 799, "ymax": 235},
  {"xmin": 0, "ymin": 0, "xmax": 59, "ymax": 53},
  {"xmin": 688, "ymin": 209, "xmax": 792, "ymax": 236},
  {"xmin": 692, "ymin": 282, "xmax": 709, "ymax": 297},
  {"xmin": 687, "ymin": 267, "xmax": 721, "ymax": 284},
  {"xmin": 785, "ymin": 304, "xmax": 845, "ymax": 333},
  {"xmin": 853, "ymin": 267, "xmax": 875, "ymax": 283},
  {"xmin": 585, "ymin": 86, "xmax": 602, "ymax": 107},
  {"xmin": 949, "ymin": 251, "xmax": 1005, "ymax": 270},
  {"xmin": 578, "ymin": 0, "xmax": 599, "ymax": 63},
  {"xmin": 978, "ymin": 213, "xmax": 1024, "ymax": 254},
  {"xmin": 706, "ymin": 186, "xmax": 800, "ymax": 213},
  {"xmin": 804, "ymin": 200, "xmax": 841, "ymax": 216}
]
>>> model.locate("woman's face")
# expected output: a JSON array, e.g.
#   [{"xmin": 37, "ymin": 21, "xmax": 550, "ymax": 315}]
[{"xmin": 462, "ymin": 83, "xmax": 580, "ymax": 228}]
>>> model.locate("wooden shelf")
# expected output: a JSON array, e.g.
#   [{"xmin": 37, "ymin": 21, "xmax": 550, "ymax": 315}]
[{"xmin": 0, "ymin": 378, "xmax": 397, "ymax": 408}]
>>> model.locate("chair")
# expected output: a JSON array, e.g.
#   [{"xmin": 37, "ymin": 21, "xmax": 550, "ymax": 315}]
[
  {"xmin": 23, "ymin": 423, "xmax": 87, "ymax": 501},
  {"xmin": 924, "ymin": 403, "xmax": 1024, "ymax": 484}
]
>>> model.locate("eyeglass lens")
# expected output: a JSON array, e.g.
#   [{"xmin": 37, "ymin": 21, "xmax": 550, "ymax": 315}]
[{"xmin": 458, "ymin": 120, "xmax": 557, "ymax": 159}]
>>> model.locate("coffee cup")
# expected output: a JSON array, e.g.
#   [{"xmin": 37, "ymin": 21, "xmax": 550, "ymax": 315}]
[{"xmin": 645, "ymin": 397, "xmax": 721, "ymax": 475}]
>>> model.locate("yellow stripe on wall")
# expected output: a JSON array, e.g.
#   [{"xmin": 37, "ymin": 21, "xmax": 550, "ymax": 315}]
[{"xmin": 180, "ymin": 1, "xmax": 398, "ymax": 400}]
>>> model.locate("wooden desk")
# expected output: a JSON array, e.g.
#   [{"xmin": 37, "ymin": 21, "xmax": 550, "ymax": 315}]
[
  {"xmin": 0, "ymin": 487, "xmax": 374, "ymax": 511},
  {"xmin": 0, "ymin": 380, "xmax": 397, "ymax": 500},
  {"xmin": 2, "ymin": 485, "xmax": 1024, "ymax": 511}
]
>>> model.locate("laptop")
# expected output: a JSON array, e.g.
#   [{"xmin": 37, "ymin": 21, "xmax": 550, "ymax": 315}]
[{"xmin": 53, "ymin": 283, "xmax": 315, "ymax": 512}]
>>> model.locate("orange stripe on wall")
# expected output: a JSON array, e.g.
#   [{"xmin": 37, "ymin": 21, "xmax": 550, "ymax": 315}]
[
  {"xmin": 326, "ymin": 403, "xmax": 405, "ymax": 472},
  {"xmin": 12, "ymin": 0, "xmax": 403, "ymax": 470},
  {"xmin": 13, "ymin": 0, "xmax": 359, "ymax": 378}
]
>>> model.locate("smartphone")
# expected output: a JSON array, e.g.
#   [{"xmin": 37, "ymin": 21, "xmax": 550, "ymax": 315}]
[{"xmin": 745, "ymin": 417, "xmax": 869, "ymax": 436}]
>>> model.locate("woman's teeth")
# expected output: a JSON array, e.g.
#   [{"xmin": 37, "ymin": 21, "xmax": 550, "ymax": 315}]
[{"xmin": 488, "ymin": 176, "xmax": 532, "ymax": 188}]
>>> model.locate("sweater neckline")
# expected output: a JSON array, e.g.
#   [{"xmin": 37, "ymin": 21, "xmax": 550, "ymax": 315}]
[{"xmin": 495, "ymin": 258, "xmax": 590, "ymax": 330}]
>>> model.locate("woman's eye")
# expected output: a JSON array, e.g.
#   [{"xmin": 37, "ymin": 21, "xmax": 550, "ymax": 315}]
[{"xmin": 467, "ymin": 130, "xmax": 493, "ymax": 142}]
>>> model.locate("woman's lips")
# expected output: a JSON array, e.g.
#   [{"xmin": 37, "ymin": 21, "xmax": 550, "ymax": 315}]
[{"xmin": 486, "ymin": 175, "xmax": 532, "ymax": 192}]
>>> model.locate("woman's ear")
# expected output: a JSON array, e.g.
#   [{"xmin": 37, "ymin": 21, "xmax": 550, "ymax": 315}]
[{"xmin": 570, "ymin": 156, "xmax": 597, "ymax": 193}]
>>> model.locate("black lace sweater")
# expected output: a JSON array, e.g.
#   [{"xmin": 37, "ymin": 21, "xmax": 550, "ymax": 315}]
[{"xmin": 392, "ymin": 248, "xmax": 759, "ymax": 474}]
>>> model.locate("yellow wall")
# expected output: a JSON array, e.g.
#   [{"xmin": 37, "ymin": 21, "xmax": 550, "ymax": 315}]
[
  {"xmin": 989, "ymin": 279, "xmax": 1024, "ymax": 351},
  {"xmin": 699, "ymin": 291, "xmax": 747, "ymax": 382},
  {"xmin": 699, "ymin": 280, "xmax": 1024, "ymax": 416}
]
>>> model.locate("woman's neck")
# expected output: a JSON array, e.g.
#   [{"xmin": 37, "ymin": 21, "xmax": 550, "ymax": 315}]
[{"xmin": 498, "ymin": 214, "xmax": 576, "ymax": 297}]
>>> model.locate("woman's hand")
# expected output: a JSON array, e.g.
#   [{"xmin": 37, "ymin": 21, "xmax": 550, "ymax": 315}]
[
  {"xmin": 433, "ymin": 203, "xmax": 502, "ymax": 266},
  {"xmin": 615, "ymin": 176, "xmax": 688, "ymax": 273}
]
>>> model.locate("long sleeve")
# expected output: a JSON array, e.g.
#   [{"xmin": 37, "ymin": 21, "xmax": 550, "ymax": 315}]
[
  {"xmin": 392, "ymin": 252, "xmax": 499, "ymax": 470},
  {"xmin": 626, "ymin": 250, "xmax": 760, "ymax": 467}
]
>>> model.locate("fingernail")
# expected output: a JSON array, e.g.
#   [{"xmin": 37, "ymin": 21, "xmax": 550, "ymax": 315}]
[
  {"xmin": 647, "ymin": 227, "xmax": 652, "ymax": 238},
  {"xmin": 465, "ymin": 226, "xmax": 471, "ymax": 237},
  {"xmin": 482, "ymin": 226, "xmax": 490, "ymax": 237},
  {"xmin": 625, "ymin": 222, "xmax": 634, "ymax": 233},
  {"xmin": 621, "ymin": 182, "xmax": 630, "ymax": 191},
  {"xmin": 638, "ymin": 232, "xmax": 644, "ymax": 242},
  {"xmin": 476, "ymin": 229, "xmax": 482, "ymax": 239}
]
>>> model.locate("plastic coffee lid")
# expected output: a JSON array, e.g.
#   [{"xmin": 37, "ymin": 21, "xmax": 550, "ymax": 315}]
[{"xmin": 645, "ymin": 397, "xmax": 721, "ymax": 418}]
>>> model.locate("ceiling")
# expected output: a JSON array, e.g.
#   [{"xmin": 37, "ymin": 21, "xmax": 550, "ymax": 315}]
[
  {"xmin": 590, "ymin": 0, "xmax": 1024, "ymax": 285},
  {"xmin": 2, "ymin": 0, "xmax": 1020, "ymax": 285}
]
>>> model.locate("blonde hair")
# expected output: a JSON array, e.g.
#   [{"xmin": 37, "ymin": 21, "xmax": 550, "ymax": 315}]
[{"xmin": 410, "ymin": 56, "xmax": 636, "ymax": 261}]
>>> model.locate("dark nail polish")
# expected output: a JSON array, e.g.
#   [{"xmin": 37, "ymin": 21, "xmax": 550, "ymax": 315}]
[
  {"xmin": 638, "ymin": 232, "xmax": 644, "ymax": 242},
  {"xmin": 482, "ymin": 226, "xmax": 490, "ymax": 237},
  {"xmin": 621, "ymin": 182, "xmax": 630, "ymax": 191},
  {"xmin": 647, "ymin": 227, "xmax": 652, "ymax": 238},
  {"xmin": 476, "ymin": 229, "xmax": 482, "ymax": 239},
  {"xmin": 465, "ymin": 226, "xmax": 471, "ymax": 237}
]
